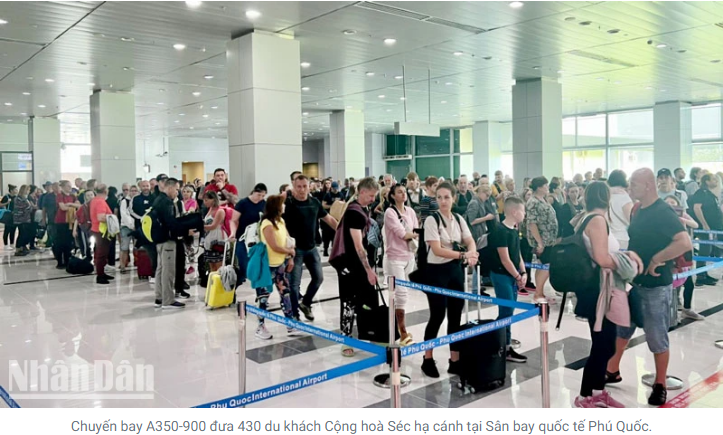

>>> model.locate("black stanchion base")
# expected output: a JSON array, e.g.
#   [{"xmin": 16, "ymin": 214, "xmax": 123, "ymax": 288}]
[
  {"xmin": 373, "ymin": 373, "xmax": 411, "ymax": 389},
  {"xmin": 641, "ymin": 374, "xmax": 683, "ymax": 390},
  {"xmin": 715, "ymin": 340, "xmax": 723, "ymax": 349}
]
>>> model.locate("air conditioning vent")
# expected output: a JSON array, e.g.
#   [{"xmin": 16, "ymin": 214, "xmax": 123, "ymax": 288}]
[
  {"xmin": 423, "ymin": 17, "xmax": 487, "ymax": 34},
  {"xmin": 355, "ymin": 2, "xmax": 430, "ymax": 20},
  {"xmin": 568, "ymin": 50, "xmax": 636, "ymax": 68}
]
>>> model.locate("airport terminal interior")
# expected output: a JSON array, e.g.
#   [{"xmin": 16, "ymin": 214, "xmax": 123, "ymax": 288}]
[{"xmin": 1, "ymin": 0, "xmax": 723, "ymax": 408}]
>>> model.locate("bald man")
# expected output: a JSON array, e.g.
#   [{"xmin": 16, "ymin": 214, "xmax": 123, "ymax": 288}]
[{"xmin": 605, "ymin": 168, "xmax": 692, "ymax": 406}]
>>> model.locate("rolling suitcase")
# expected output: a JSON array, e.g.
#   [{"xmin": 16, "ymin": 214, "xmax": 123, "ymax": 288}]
[
  {"xmin": 456, "ymin": 267, "xmax": 506, "ymax": 393},
  {"xmin": 134, "ymin": 247, "xmax": 153, "ymax": 279},
  {"xmin": 204, "ymin": 241, "xmax": 236, "ymax": 309}
]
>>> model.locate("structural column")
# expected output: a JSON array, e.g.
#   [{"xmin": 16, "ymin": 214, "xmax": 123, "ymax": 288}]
[
  {"xmin": 330, "ymin": 110, "xmax": 365, "ymax": 180},
  {"xmin": 30, "ymin": 117, "xmax": 61, "ymax": 185},
  {"xmin": 227, "ymin": 32, "xmax": 302, "ymax": 195},
  {"xmin": 472, "ymin": 121, "xmax": 503, "ymax": 177},
  {"xmin": 654, "ymin": 102, "xmax": 692, "ymax": 171},
  {"xmin": 365, "ymin": 133, "xmax": 384, "ymax": 179},
  {"xmin": 90, "ymin": 91, "xmax": 136, "ymax": 188},
  {"xmin": 512, "ymin": 78, "xmax": 563, "ymax": 185}
]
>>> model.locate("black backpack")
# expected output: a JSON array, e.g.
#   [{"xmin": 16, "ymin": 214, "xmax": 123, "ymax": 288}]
[
  {"xmin": 548, "ymin": 214, "xmax": 603, "ymax": 329},
  {"xmin": 409, "ymin": 212, "xmax": 464, "ymax": 284}
]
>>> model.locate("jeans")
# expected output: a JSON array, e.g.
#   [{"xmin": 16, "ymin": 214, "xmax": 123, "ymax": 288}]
[
  {"xmin": 256, "ymin": 261, "xmax": 293, "ymax": 325},
  {"xmin": 490, "ymin": 271, "xmax": 518, "ymax": 346},
  {"xmin": 617, "ymin": 284, "xmax": 672, "ymax": 354},
  {"xmin": 581, "ymin": 317, "xmax": 617, "ymax": 397},
  {"xmin": 289, "ymin": 247, "xmax": 324, "ymax": 316}
]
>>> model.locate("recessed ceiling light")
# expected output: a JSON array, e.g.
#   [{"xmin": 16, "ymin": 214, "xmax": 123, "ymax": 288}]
[
  {"xmin": 302, "ymin": 112, "xmax": 309, "ymax": 116},
  {"xmin": 173, "ymin": 43, "xmax": 186, "ymax": 50},
  {"xmin": 245, "ymin": 10, "xmax": 261, "ymax": 19},
  {"xmin": 400, "ymin": 97, "xmax": 406, "ymax": 101},
  {"xmin": 120, "ymin": 37, "xmax": 134, "ymax": 42},
  {"xmin": 579, "ymin": 21, "xmax": 592, "ymax": 26},
  {"xmin": 301, "ymin": 87, "xmax": 310, "ymax": 91},
  {"xmin": 174, "ymin": 120, "xmax": 179, "ymax": 123},
  {"xmin": 300, "ymin": 62, "xmax": 311, "ymax": 68},
  {"xmin": 0, "ymin": 19, "xmax": 8, "ymax": 25},
  {"xmin": 88, "ymin": 82, "xmax": 95, "ymax": 86},
  {"xmin": 365, "ymin": 72, "xmax": 375, "ymax": 77},
  {"xmin": 383, "ymin": 38, "xmax": 396, "ymax": 45},
  {"xmin": 614, "ymin": 81, "xmax": 621, "ymax": 85},
  {"xmin": 509, "ymin": 1, "xmax": 524, "ymax": 8},
  {"xmin": 453, "ymin": 51, "xmax": 464, "ymax": 56},
  {"xmin": 202, "ymin": 114, "xmax": 209, "ymax": 118},
  {"xmin": 557, "ymin": 70, "xmax": 564, "ymax": 73},
  {"xmin": 203, "ymin": 74, "xmax": 214, "ymax": 79},
  {"xmin": 343, "ymin": 29, "xmax": 356, "ymax": 35},
  {"xmin": 3, "ymin": 102, "xmax": 11, "ymax": 106},
  {"xmin": 385, "ymin": 109, "xmax": 392, "ymax": 112},
  {"xmin": 192, "ymin": 91, "xmax": 201, "ymax": 96},
  {"xmin": 303, "ymin": 121, "xmax": 308, "ymax": 124},
  {"xmin": 178, "ymin": 113, "xmax": 185, "ymax": 116},
  {"xmin": 22, "ymin": 92, "xmax": 30, "ymax": 96},
  {"xmin": 656, "ymin": 43, "xmax": 666, "ymax": 49},
  {"xmin": 45, "ymin": 78, "xmax": 54, "ymax": 83},
  {"xmin": 20, "ymin": 112, "xmax": 27, "ymax": 116},
  {"xmin": 441, "ymin": 101, "xmax": 447, "ymax": 104},
  {"xmin": 189, "ymin": 126, "xmax": 194, "ymax": 130},
  {"xmin": 394, "ymin": 75, "xmax": 403, "ymax": 80},
  {"xmin": 445, "ymin": 82, "xmax": 453, "ymax": 86},
  {"xmin": 645, "ymin": 86, "xmax": 653, "ymax": 90},
  {"xmin": 532, "ymin": 66, "xmax": 540, "ymax": 70},
  {"xmin": 185, "ymin": 1, "xmax": 202, "ymax": 7},
  {"xmin": 38, "ymin": 104, "xmax": 46, "ymax": 108},
  {"xmin": 198, "ymin": 105, "xmax": 203, "ymax": 109},
  {"xmin": 215, "ymin": 122, "xmax": 221, "ymax": 125},
  {"xmin": 596, "ymin": 77, "xmax": 604, "ymax": 81},
  {"xmin": 378, "ymin": 95, "xmax": 385, "ymax": 99},
  {"xmin": 26, "ymin": 76, "xmax": 33, "ymax": 80}
]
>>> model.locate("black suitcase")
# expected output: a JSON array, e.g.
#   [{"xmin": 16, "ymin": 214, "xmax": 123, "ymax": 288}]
[{"xmin": 456, "ymin": 318, "xmax": 507, "ymax": 393}]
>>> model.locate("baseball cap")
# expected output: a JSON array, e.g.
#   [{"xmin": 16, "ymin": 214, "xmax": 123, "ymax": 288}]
[
  {"xmin": 657, "ymin": 168, "xmax": 672, "ymax": 178},
  {"xmin": 43, "ymin": 181, "xmax": 52, "ymax": 187},
  {"xmin": 331, "ymin": 181, "xmax": 339, "ymax": 189},
  {"xmin": 156, "ymin": 173, "xmax": 168, "ymax": 181}
]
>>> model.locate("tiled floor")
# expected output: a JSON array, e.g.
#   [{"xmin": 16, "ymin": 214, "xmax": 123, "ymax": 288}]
[{"xmin": 1, "ymin": 242, "xmax": 722, "ymax": 408}]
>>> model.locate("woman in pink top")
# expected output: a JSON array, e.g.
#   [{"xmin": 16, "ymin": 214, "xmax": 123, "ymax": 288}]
[
  {"xmin": 182, "ymin": 185, "xmax": 198, "ymax": 213},
  {"xmin": 383, "ymin": 183, "xmax": 420, "ymax": 346}
]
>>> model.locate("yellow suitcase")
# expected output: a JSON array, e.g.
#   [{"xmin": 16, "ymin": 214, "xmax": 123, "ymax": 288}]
[{"xmin": 204, "ymin": 241, "xmax": 236, "ymax": 309}]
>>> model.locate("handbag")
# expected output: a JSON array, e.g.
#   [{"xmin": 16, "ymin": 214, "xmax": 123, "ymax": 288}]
[{"xmin": 355, "ymin": 285, "xmax": 400, "ymax": 343}]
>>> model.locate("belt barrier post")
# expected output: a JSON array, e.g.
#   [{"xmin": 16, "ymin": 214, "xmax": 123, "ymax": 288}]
[
  {"xmin": 390, "ymin": 346, "xmax": 402, "ymax": 408},
  {"xmin": 389, "ymin": 277, "xmax": 396, "ymax": 346},
  {"xmin": 237, "ymin": 301, "xmax": 247, "ymax": 402},
  {"xmin": 538, "ymin": 300, "xmax": 550, "ymax": 408},
  {"xmin": 464, "ymin": 267, "xmax": 469, "ymax": 324}
]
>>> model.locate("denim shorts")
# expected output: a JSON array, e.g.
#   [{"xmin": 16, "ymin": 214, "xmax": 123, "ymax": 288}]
[
  {"xmin": 120, "ymin": 226, "xmax": 134, "ymax": 251},
  {"xmin": 617, "ymin": 284, "xmax": 672, "ymax": 354}
]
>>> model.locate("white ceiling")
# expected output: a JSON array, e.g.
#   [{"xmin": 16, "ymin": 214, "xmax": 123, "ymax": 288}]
[{"xmin": 2, "ymin": 1, "xmax": 723, "ymax": 142}]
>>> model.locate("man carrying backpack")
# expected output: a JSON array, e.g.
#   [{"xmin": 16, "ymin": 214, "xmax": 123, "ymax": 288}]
[
  {"xmin": 151, "ymin": 178, "xmax": 187, "ymax": 309},
  {"xmin": 605, "ymin": 168, "xmax": 692, "ymax": 406}
]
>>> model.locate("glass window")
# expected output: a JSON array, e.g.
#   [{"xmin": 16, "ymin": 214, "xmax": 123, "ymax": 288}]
[
  {"xmin": 608, "ymin": 110, "xmax": 653, "ymax": 145},
  {"xmin": 385, "ymin": 135, "xmax": 411, "ymax": 157},
  {"xmin": 692, "ymin": 143, "xmax": 723, "ymax": 174},
  {"xmin": 453, "ymin": 154, "xmax": 474, "ymax": 179},
  {"xmin": 455, "ymin": 128, "xmax": 473, "ymax": 154},
  {"xmin": 562, "ymin": 149, "xmax": 606, "ymax": 180},
  {"xmin": 576, "ymin": 115, "xmax": 606, "ymax": 146},
  {"xmin": 386, "ymin": 160, "xmax": 412, "ymax": 183},
  {"xmin": 416, "ymin": 129, "xmax": 451, "ymax": 156},
  {"xmin": 562, "ymin": 117, "xmax": 576, "ymax": 147},
  {"xmin": 692, "ymin": 104, "xmax": 721, "ymax": 142},
  {"xmin": 500, "ymin": 123, "xmax": 512, "ymax": 152},
  {"xmin": 415, "ymin": 156, "xmax": 450, "ymax": 180},
  {"xmin": 1, "ymin": 152, "xmax": 33, "ymax": 171},
  {"xmin": 500, "ymin": 153, "xmax": 513, "ymax": 180},
  {"xmin": 608, "ymin": 146, "xmax": 654, "ymax": 178}
]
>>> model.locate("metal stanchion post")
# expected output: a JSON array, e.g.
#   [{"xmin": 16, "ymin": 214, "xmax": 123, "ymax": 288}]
[
  {"xmin": 374, "ymin": 277, "xmax": 411, "ymax": 390},
  {"xmin": 238, "ymin": 301, "xmax": 247, "ymax": 400},
  {"xmin": 538, "ymin": 300, "xmax": 550, "ymax": 408},
  {"xmin": 464, "ymin": 267, "xmax": 469, "ymax": 324},
  {"xmin": 390, "ymin": 346, "xmax": 402, "ymax": 408}
]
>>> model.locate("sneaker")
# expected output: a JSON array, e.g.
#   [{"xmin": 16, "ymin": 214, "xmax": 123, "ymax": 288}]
[
  {"xmin": 421, "ymin": 358, "xmax": 440, "ymax": 378},
  {"xmin": 517, "ymin": 288, "xmax": 530, "ymax": 296},
  {"xmin": 575, "ymin": 316, "xmax": 588, "ymax": 322},
  {"xmin": 682, "ymin": 309, "xmax": 705, "ymax": 321},
  {"xmin": 96, "ymin": 276, "xmax": 110, "ymax": 285},
  {"xmin": 510, "ymin": 339, "xmax": 521, "ymax": 349},
  {"xmin": 299, "ymin": 303, "xmax": 315, "ymax": 321},
  {"xmin": 5, "ymin": 245, "xmax": 14, "ymax": 250},
  {"xmin": 574, "ymin": 395, "xmax": 598, "ymax": 408},
  {"xmin": 149, "ymin": 276, "xmax": 156, "ymax": 284},
  {"xmin": 104, "ymin": 265, "xmax": 116, "ymax": 273},
  {"xmin": 592, "ymin": 390, "xmax": 625, "ymax": 408},
  {"xmin": 696, "ymin": 277, "xmax": 717, "ymax": 286},
  {"xmin": 176, "ymin": 290, "xmax": 191, "ymax": 299},
  {"xmin": 287, "ymin": 327, "xmax": 302, "ymax": 336},
  {"xmin": 154, "ymin": 299, "xmax": 162, "ymax": 308},
  {"xmin": 163, "ymin": 301, "xmax": 186, "ymax": 309},
  {"xmin": 255, "ymin": 324, "xmax": 272, "ymax": 340},
  {"xmin": 648, "ymin": 383, "xmax": 667, "ymax": 406},
  {"xmin": 447, "ymin": 359, "xmax": 461, "ymax": 375},
  {"xmin": 506, "ymin": 348, "xmax": 527, "ymax": 363}
]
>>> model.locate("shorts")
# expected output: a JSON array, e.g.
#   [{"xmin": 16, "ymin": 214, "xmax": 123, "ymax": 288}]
[
  {"xmin": 538, "ymin": 248, "xmax": 552, "ymax": 265},
  {"xmin": 383, "ymin": 257, "xmax": 415, "ymax": 310},
  {"xmin": 617, "ymin": 284, "xmax": 672, "ymax": 354},
  {"xmin": 120, "ymin": 226, "xmax": 133, "ymax": 251}
]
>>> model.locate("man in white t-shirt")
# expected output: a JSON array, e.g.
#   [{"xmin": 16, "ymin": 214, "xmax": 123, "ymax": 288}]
[{"xmin": 657, "ymin": 168, "xmax": 688, "ymax": 209}]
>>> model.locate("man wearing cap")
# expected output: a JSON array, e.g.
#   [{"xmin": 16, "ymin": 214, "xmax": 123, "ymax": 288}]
[
  {"xmin": 657, "ymin": 168, "xmax": 688, "ymax": 210},
  {"xmin": 322, "ymin": 181, "xmax": 345, "ymax": 257}
]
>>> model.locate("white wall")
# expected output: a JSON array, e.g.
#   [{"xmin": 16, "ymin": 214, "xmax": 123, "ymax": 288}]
[
  {"xmin": 168, "ymin": 137, "xmax": 229, "ymax": 183},
  {"xmin": 365, "ymin": 133, "xmax": 385, "ymax": 177},
  {"xmin": 136, "ymin": 137, "xmax": 170, "ymax": 180}
]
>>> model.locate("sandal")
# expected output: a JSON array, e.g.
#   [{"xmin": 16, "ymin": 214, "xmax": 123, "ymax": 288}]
[
  {"xmin": 605, "ymin": 370, "xmax": 622, "ymax": 384},
  {"xmin": 341, "ymin": 345, "xmax": 355, "ymax": 357},
  {"xmin": 399, "ymin": 333, "xmax": 414, "ymax": 346}
]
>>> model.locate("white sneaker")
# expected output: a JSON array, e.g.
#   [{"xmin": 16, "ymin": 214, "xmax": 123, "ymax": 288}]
[
  {"xmin": 682, "ymin": 309, "xmax": 705, "ymax": 321},
  {"xmin": 149, "ymin": 276, "xmax": 156, "ymax": 284},
  {"xmin": 104, "ymin": 265, "xmax": 116, "ymax": 273},
  {"xmin": 255, "ymin": 324, "xmax": 273, "ymax": 340},
  {"xmin": 4, "ymin": 245, "xmax": 14, "ymax": 250}
]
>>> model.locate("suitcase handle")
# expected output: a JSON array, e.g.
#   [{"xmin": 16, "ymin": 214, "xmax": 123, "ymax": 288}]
[{"xmin": 222, "ymin": 240, "xmax": 236, "ymax": 267}]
